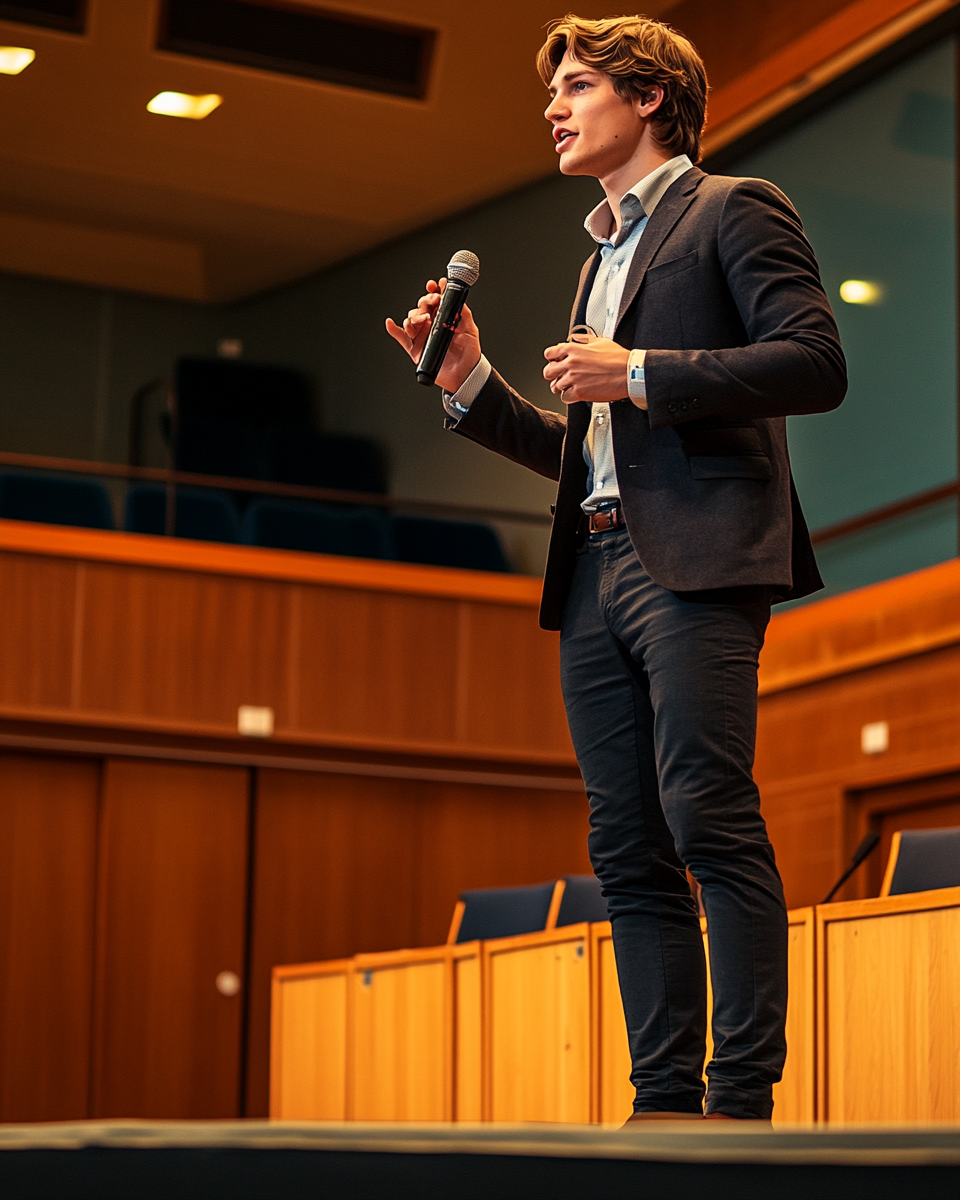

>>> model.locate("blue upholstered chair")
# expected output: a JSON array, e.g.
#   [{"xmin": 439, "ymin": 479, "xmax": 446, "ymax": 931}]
[
  {"xmin": 391, "ymin": 515, "xmax": 511, "ymax": 573},
  {"xmin": 242, "ymin": 498, "xmax": 393, "ymax": 560},
  {"xmin": 447, "ymin": 880, "xmax": 563, "ymax": 944},
  {"xmin": 124, "ymin": 485, "xmax": 240, "ymax": 543},
  {"xmin": 269, "ymin": 429, "xmax": 387, "ymax": 495},
  {"xmin": 880, "ymin": 827, "xmax": 960, "ymax": 896},
  {"xmin": 0, "ymin": 473, "xmax": 114, "ymax": 530},
  {"xmin": 556, "ymin": 874, "xmax": 609, "ymax": 926}
]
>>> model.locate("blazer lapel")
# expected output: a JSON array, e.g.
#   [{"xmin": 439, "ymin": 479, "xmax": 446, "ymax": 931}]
[
  {"xmin": 569, "ymin": 249, "xmax": 602, "ymax": 333},
  {"xmin": 615, "ymin": 167, "xmax": 704, "ymax": 329}
]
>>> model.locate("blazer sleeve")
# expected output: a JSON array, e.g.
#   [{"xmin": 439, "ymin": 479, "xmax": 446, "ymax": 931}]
[
  {"xmin": 644, "ymin": 178, "xmax": 848, "ymax": 428},
  {"xmin": 446, "ymin": 367, "xmax": 567, "ymax": 482}
]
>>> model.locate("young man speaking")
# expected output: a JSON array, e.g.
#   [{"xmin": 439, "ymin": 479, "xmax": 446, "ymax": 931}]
[{"xmin": 387, "ymin": 14, "xmax": 845, "ymax": 1121}]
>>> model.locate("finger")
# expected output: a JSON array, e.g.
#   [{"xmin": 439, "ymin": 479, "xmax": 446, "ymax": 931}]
[
  {"xmin": 385, "ymin": 317, "xmax": 412, "ymax": 349},
  {"xmin": 543, "ymin": 343, "xmax": 569, "ymax": 362}
]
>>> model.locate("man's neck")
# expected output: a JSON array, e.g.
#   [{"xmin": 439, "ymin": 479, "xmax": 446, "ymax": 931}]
[{"xmin": 599, "ymin": 145, "xmax": 674, "ymax": 236}]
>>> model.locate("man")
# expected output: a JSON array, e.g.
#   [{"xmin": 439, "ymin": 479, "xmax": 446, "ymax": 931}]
[{"xmin": 387, "ymin": 14, "xmax": 845, "ymax": 1121}]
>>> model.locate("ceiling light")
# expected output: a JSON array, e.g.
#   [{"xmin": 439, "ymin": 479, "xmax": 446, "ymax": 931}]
[
  {"xmin": 839, "ymin": 280, "xmax": 883, "ymax": 305},
  {"xmin": 0, "ymin": 47, "xmax": 35, "ymax": 75},
  {"xmin": 147, "ymin": 91, "xmax": 222, "ymax": 119}
]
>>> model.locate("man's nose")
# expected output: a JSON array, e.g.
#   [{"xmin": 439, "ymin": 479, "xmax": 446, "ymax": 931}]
[{"xmin": 544, "ymin": 96, "xmax": 567, "ymax": 123}]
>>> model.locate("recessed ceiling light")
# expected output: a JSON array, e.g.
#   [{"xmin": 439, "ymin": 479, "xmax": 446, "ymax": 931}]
[
  {"xmin": 147, "ymin": 91, "xmax": 222, "ymax": 119},
  {"xmin": 0, "ymin": 47, "xmax": 35, "ymax": 75},
  {"xmin": 839, "ymin": 280, "xmax": 883, "ymax": 305}
]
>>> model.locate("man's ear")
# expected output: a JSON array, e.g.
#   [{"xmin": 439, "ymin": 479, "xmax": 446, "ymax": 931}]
[{"xmin": 637, "ymin": 85, "xmax": 665, "ymax": 116}]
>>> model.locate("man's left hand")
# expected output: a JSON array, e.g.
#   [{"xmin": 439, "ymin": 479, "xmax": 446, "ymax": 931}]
[{"xmin": 543, "ymin": 337, "xmax": 639, "ymax": 406}]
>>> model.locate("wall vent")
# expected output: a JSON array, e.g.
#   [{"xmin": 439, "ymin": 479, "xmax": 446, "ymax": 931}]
[
  {"xmin": 0, "ymin": 0, "xmax": 85, "ymax": 32},
  {"xmin": 159, "ymin": 0, "xmax": 435, "ymax": 100}
]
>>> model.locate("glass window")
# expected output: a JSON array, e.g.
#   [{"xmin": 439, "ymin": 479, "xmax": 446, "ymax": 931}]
[{"xmin": 726, "ymin": 37, "xmax": 958, "ymax": 602}]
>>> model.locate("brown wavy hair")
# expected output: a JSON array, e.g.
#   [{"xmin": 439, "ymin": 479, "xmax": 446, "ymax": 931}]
[{"xmin": 537, "ymin": 14, "xmax": 708, "ymax": 162}]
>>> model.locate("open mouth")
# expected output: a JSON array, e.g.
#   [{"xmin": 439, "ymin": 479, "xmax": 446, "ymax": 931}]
[{"xmin": 555, "ymin": 129, "xmax": 578, "ymax": 151}]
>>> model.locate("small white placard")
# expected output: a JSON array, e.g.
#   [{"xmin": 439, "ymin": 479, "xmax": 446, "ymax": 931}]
[
  {"xmin": 860, "ymin": 721, "xmax": 889, "ymax": 755},
  {"xmin": 238, "ymin": 705, "xmax": 274, "ymax": 737}
]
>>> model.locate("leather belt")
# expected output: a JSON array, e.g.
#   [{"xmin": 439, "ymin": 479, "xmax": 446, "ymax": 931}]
[{"xmin": 588, "ymin": 503, "xmax": 624, "ymax": 535}]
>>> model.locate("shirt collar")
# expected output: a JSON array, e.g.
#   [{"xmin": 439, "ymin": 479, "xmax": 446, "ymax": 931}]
[{"xmin": 583, "ymin": 154, "xmax": 693, "ymax": 246}]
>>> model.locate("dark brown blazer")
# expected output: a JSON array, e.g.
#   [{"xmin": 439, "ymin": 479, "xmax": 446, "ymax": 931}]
[{"xmin": 450, "ymin": 167, "xmax": 847, "ymax": 630}]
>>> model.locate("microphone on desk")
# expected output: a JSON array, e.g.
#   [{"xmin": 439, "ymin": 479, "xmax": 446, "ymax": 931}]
[
  {"xmin": 416, "ymin": 250, "xmax": 480, "ymax": 387},
  {"xmin": 821, "ymin": 831, "xmax": 881, "ymax": 904}
]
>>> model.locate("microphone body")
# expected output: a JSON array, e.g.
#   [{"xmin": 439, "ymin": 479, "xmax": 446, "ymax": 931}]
[
  {"xmin": 415, "ymin": 250, "xmax": 480, "ymax": 387},
  {"xmin": 416, "ymin": 278, "xmax": 470, "ymax": 387}
]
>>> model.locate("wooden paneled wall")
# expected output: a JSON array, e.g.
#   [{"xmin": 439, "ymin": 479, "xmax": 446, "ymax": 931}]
[
  {"xmin": 0, "ymin": 522, "xmax": 572, "ymax": 763},
  {"xmin": 0, "ymin": 522, "xmax": 957, "ymax": 1122}
]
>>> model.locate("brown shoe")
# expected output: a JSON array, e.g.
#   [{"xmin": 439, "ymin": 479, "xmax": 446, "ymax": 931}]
[{"xmin": 621, "ymin": 1111, "xmax": 704, "ymax": 1127}]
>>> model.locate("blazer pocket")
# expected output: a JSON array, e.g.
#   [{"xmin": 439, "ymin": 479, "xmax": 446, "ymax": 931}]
[
  {"xmin": 644, "ymin": 249, "xmax": 699, "ymax": 285},
  {"xmin": 689, "ymin": 454, "xmax": 772, "ymax": 481}
]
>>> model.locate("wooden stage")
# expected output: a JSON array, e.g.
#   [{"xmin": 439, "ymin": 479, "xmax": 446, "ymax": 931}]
[{"xmin": 0, "ymin": 1120, "xmax": 956, "ymax": 1200}]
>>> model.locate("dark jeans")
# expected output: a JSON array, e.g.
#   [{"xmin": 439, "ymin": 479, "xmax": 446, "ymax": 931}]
[{"xmin": 560, "ymin": 529, "xmax": 787, "ymax": 1119}]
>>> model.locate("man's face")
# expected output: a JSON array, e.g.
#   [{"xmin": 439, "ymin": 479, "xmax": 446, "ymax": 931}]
[{"xmin": 545, "ymin": 49, "xmax": 646, "ymax": 179}]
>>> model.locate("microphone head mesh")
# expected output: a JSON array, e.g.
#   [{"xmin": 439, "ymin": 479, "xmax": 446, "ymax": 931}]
[{"xmin": 447, "ymin": 250, "xmax": 480, "ymax": 286}]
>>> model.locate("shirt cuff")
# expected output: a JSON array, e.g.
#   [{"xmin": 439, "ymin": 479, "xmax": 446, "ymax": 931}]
[
  {"xmin": 442, "ymin": 355, "xmax": 491, "ymax": 422},
  {"xmin": 627, "ymin": 349, "xmax": 646, "ymax": 403}
]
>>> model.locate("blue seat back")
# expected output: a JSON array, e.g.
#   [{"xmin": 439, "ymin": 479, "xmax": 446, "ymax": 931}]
[
  {"xmin": 456, "ymin": 881, "xmax": 558, "ymax": 943},
  {"xmin": 124, "ymin": 485, "xmax": 240, "ymax": 543},
  {"xmin": 243, "ymin": 498, "xmax": 393, "ymax": 560},
  {"xmin": 888, "ymin": 827, "xmax": 960, "ymax": 895},
  {"xmin": 556, "ymin": 874, "xmax": 609, "ymax": 926},
  {"xmin": 0, "ymin": 473, "xmax": 114, "ymax": 530},
  {"xmin": 269, "ymin": 429, "xmax": 387, "ymax": 494},
  {"xmin": 391, "ymin": 515, "xmax": 510, "ymax": 572}
]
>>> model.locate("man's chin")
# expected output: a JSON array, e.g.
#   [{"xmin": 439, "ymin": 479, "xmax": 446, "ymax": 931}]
[{"xmin": 558, "ymin": 153, "xmax": 590, "ymax": 177}]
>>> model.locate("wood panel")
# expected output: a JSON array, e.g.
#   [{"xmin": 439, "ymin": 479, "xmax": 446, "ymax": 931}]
[
  {"xmin": 350, "ymin": 947, "xmax": 451, "ymax": 1121},
  {"xmin": 757, "ymin": 645, "xmax": 959, "ymax": 909},
  {"xmin": 484, "ymin": 925, "xmax": 592, "ymax": 1124},
  {"xmin": 852, "ymin": 773, "xmax": 960, "ymax": 898},
  {"xmin": 245, "ymin": 769, "xmax": 422, "ymax": 1115},
  {"xmin": 270, "ymin": 960, "xmax": 351, "ymax": 1120},
  {"xmin": 0, "ymin": 753, "xmax": 99, "ymax": 1121},
  {"xmin": 774, "ymin": 908, "xmax": 816, "ymax": 1124},
  {"xmin": 458, "ymin": 602, "xmax": 572, "ymax": 757},
  {"xmin": 414, "ymin": 783, "xmax": 591, "ymax": 949},
  {"xmin": 453, "ymin": 943, "xmax": 483, "ymax": 1122},
  {"xmin": 0, "ymin": 552, "xmax": 78, "ymax": 710},
  {"xmin": 293, "ymin": 586, "xmax": 458, "ymax": 745},
  {"xmin": 91, "ymin": 759, "xmax": 250, "ymax": 1118},
  {"xmin": 817, "ymin": 888, "xmax": 960, "ymax": 1123},
  {"xmin": 591, "ymin": 923, "xmax": 633, "ymax": 1126},
  {"xmin": 78, "ymin": 563, "xmax": 291, "ymax": 729}
]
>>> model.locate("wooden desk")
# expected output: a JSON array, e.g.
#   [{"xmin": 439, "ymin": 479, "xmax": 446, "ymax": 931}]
[
  {"xmin": 816, "ymin": 885, "xmax": 960, "ymax": 1123},
  {"xmin": 269, "ymin": 958, "xmax": 351, "ymax": 1120},
  {"xmin": 482, "ymin": 924, "xmax": 593, "ymax": 1124}
]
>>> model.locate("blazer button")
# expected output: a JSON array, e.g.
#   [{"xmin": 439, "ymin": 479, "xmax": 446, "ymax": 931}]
[
  {"xmin": 667, "ymin": 402, "xmax": 677, "ymax": 413},
  {"xmin": 680, "ymin": 401, "xmax": 688, "ymax": 411},
  {"xmin": 692, "ymin": 398, "xmax": 701, "ymax": 408}
]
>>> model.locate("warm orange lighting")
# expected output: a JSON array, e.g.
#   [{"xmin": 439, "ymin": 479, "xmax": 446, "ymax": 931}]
[
  {"xmin": 0, "ymin": 47, "xmax": 35, "ymax": 75},
  {"xmin": 147, "ymin": 91, "xmax": 222, "ymax": 119}
]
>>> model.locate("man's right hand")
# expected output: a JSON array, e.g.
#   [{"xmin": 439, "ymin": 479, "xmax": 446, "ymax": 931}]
[{"xmin": 385, "ymin": 278, "xmax": 482, "ymax": 394}]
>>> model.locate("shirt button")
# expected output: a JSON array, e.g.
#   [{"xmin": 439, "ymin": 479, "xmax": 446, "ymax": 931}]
[{"xmin": 597, "ymin": 479, "xmax": 605, "ymax": 488}]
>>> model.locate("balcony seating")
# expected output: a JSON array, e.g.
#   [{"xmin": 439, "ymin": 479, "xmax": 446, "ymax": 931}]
[
  {"xmin": 243, "ymin": 498, "xmax": 393, "ymax": 560},
  {"xmin": 124, "ymin": 484, "xmax": 241, "ymax": 543},
  {"xmin": 0, "ymin": 472, "xmax": 114, "ymax": 530},
  {"xmin": 391, "ymin": 515, "xmax": 511, "ymax": 573}
]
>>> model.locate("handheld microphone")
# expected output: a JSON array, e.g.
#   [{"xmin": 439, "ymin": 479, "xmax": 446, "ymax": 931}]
[{"xmin": 416, "ymin": 250, "xmax": 480, "ymax": 387}]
